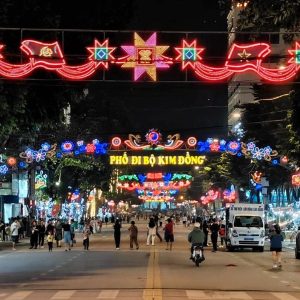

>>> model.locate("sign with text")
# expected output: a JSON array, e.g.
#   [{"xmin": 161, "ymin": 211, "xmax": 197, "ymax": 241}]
[{"xmin": 109, "ymin": 152, "xmax": 206, "ymax": 167}]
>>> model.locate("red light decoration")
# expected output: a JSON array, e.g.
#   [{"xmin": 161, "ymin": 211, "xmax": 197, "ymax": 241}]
[
  {"xmin": 147, "ymin": 173, "xmax": 163, "ymax": 180},
  {"xmin": 175, "ymin": 39, "xmax": 204, "ymax": 70},
  {"xmin": 111, "ymin": 137, "xmax": 122, "ymax": 148},
  {"xmin": 292, "ymin": 173, "xmax": 300, "ymax": 186},
  {"xmin": 0, "ymin": 36, "xmax": 299, "ymax": 82},
  {"xmin": 7, "ymin": 157, "xmax": 17, "ymax": 166},
  {"xmin": 187, "ymin": 137, "xmax": 197, "ymax": 147},
  {"xmin": 86, "ymin": 143, "xmax": 96, "ymax": 154}
]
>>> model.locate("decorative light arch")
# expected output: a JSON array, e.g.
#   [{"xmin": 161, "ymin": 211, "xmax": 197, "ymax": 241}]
[{"xmin": 0, "ymin": 33, "xmax": 299, "ymax": 81}]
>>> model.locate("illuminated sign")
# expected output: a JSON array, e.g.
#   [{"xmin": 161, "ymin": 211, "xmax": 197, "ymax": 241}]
[
  {"xmin": 109, "ymin": 152, "xmax": 205, "ymax": 167},
  {"xmin": 35, "ymin": 170, "xmax": 48, "ymax": 190}
]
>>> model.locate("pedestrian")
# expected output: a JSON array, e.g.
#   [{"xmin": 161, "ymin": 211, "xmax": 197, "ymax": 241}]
[
  {"xmin": 164, "ymin": 218, "xmax": 174, "ymax": 251},
  {"xmin": 38, "ymin": 219, "xmax": 46, "ymax": 248},
  {"xmin": 113, "ymin": 219, "xmax": 122, "ymax": 250},
  {"xmin": 47, "ymin": 230, "xmax": 54, "ymax": 252},
  {"xmin": 219, "ymin": 224, "xmax": 226, "ymax": 248},
  {"xmin": 10, "ymin": 218, "xmax": 20, "ymax": 251},
  {"xmin": 210, "ymin": 218, "xmax": 220, "ymax": 252},
  {"xmin": 70, "ymin": 219, "xmax": 76, "ymax": 247},
  {"xmin": 128, "ymin": 220, "xmax": 139, "ymax": 250},
  {"xmin": 55, "ymin": 219, "xmax": 63, "ymax": 248},
  {"xmin": 147, "ymin": 217, "xmax": 156, "ymax": 246},
  {"xmin": 202, "ymin": 220, "xmax": 209, "ymax": 246},
  {"xmin": 270, "ymin": 224, "xmax": 284, "ymax": 269},
  {"xmin": 29, "ymin": 220, "xmax": 39, "ymax": 249},
  {"xmin": 62, "ymin": 220, "xmax": 72, "ymax": 251},
  {"xmin": 83, "ymin": 223, "xmax": 91, "ymax": 250}
]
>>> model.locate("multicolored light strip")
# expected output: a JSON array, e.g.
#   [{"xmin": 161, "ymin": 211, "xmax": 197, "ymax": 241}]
[{"xmin": 0, "ymin": 34, "xmax": 299, "ymax": 81}]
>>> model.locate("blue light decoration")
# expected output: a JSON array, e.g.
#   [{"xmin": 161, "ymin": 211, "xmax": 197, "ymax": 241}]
[
  {"xmin": 19, "ymin": 143, "xmax": 56, "ymax": 164},
  {"xmin": 0, "ymin": 164, "xmax": 9, "ymax": 175},
  {"xmin": 61, "ymin": 141, "xmax": 75, "ymax": 152},
  {"xmin": 57, "ymin": 139, "xmax": 108, "ymax": 157},
  {"xmin": 197, "ymin": 138, "xmax": 241, "ymax": 155},
  {"xmin": 241, "ymin": 142, "xmax": 278, "ymax": 161}
]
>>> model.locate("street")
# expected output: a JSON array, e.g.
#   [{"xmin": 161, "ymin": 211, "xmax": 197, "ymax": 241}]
[{"xmin": 0, "ymin": 221, "xmax": 300, "ymax": 300}]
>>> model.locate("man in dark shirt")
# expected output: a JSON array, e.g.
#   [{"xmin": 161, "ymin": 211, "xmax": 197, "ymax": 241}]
[{"xmin": 210, "ymin": 219, "xmax": 220, "ymax": 252}]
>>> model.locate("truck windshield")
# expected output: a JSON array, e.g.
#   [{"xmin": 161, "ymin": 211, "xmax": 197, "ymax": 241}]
[{"xmin": 234, "ymin": 216, "xmax": 263, "ymax": 228}]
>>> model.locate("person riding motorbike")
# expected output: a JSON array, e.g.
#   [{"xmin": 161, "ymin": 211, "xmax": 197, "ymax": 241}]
[{"xmin": 188, "ymin": 222, "xmax": 205, "ymax": 261}]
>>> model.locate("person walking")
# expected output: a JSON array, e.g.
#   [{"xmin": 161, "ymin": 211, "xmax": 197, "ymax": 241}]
[
  {"xmin": 202, "ymin": 220, "xmax": 209, "ymax": 246},
  {"xmin": 62, "ymin": 220, "xmax": 72, "ymax": 251},
  {"xmin": 47, "ymin": 230, "xmax": 54, "ymax": 252},
  {"xmin": 164, "ymin": 218, "xmax": 174, "ymax": 251},
  {"xmin": 55, "ymin": 220, "xmax": 63, "ymax": 248},
  {"xmin": 10, "ymin": 218, "xmax": 20, "ymax": 251},
  {"xmin": 210, "ymin": 219, "xmax": 220, "ymax": 252},
  {"xmin": 147, "ymin": 217, "xmax": 156, "ymax": 246},
  {"xmin": 29, "ymin": 220, "xmax": 39, "ymax": 249},
  {"xmin": 38, "ymin": 219, "xmax": 46, "ymax": 249},
  {"xmin": 270, "ymin": 224, "xmax": 284, "ymax": 269},
  {"xmin": 128, "ymin": 220, "xmax": 139, "ymax": 250},
  {"xmin": 83, "ymin": 223, "xmax": 91, "ymax": 250},
  {"xmin": 113, "ymin": 219, "xmax": 122, "ymax": 250}
]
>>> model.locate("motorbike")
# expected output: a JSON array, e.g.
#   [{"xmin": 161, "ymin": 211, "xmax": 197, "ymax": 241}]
[{"xmin": 191, "ymin": 243, "xmax": 205, "ymax": 267}]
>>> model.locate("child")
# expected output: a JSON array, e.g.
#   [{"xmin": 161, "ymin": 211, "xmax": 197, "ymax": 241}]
[
  {"xmin": 83, "ymin": 223, "xmax": 91, "ymax": 250},
  {"xmin": 47, "ymin": 231, "xmax": 54, "ymax": 252},
  {"xmin": 128, "ymin": 220, "xmax": 139, "ymax": 250}
]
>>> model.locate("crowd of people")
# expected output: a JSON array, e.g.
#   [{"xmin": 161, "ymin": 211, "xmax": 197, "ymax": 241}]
[{"xmin": 2, "ymin": 213, "xmax": 299, "ymax": 270}]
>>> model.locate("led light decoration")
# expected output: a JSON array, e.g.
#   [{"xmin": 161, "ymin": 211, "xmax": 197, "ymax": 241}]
[
  {"xmin": 61, "ymin": 141, "xmax": 75, "ymax": 152},
  {"xmin": 250, "ymin": 171, "xmax": 263, "ymax": 190},
  {"xmin": 201, "ymin": 189, "xmax": 219, "ymax": 204},
  {"xmin": 175, "ymin": 39, "xmax": 204, "ymax": 70},
  {"xmin": 114, "ymin": 130, "xmax": 185, "ymax": 150},
  {"xmin": 187, "ymin": 137, "xmax": 197, "ymax": 147},
  {"xmin": 20, "ymin": 143, "xmax": 57, "ymax": 164},
  {"xmin": 292, "ymin": 173, "xmax": 300, "ymax": 186},
  {"xmin": 241, "ymin": 142, "xmax": 278, "ymax": 161},
  {"xmin": 111, "ymin": 137, "xmax": 122, "ymax": 148},
  {"xmin": 35, "ymin": 170, "xmax": 48, "ymax": 190},
  {"xmin": 194, "ymin": 42, "xmax": 300, "ymax": 82},
  {"xmin": 0, "ymin": 164, "xmax": 8, "ymax": 175},
  {"xmin": 145, "ymin": 129, "xmax": 162, "ymax": 146},
  {"xmin": 7, "ymin": 157, "xmax": 17, "ymax": 166},
  {"xmin": 87, "ymin": 39, "xmax": 116, "ymax": 69},
  {"xmin": 197, "ymin": 138, "xmax": 231, "ymax": 153},
  {"xmin": 223, "ymin": 189, "xmax": 236, "ymax": 202},
  {"xmin": 0, "ymin": 37, "xmax": 300, "ymax": 81},
  {"xmin": 118, "ymin": 32, "xmax": 172, "ymax": 81}
]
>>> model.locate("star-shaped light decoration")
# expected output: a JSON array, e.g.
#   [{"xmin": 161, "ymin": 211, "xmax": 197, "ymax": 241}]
[
  {"xmin": 87, "ymin": 39, "xmax": 116, "ymax": 69},
  {"xmin": 119, "ymin": 32, "xmax": 172, "ymax": 81},
  {"xmin": 238, "ymin": 49, "xmax": 251, "ymax": 61},
  {"xmin": 288, "ymin": 42, "xmax": 300, "ymax": 65},
  {"xmin": 175, "ymin": 39, "xmax": 204, "ymax": 70}
]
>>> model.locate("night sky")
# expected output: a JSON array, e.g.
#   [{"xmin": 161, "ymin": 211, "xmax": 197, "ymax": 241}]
[{"xmin": 1, "ymin": 0, "xmax": 229, "ymax": 140}]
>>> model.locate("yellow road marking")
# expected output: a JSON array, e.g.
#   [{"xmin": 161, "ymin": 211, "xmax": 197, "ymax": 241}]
[{"xmin": 143, "ymin": 246, "xmax": 162, "ymax": 300}]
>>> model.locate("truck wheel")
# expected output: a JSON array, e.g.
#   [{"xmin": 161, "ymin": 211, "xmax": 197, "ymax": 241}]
[
  {"xmin": 258, "ymin": 246, "xmax": 264, "ymax": 252},
  {"xmin": 296, "ymin": 250, "xmax": 300, "ymax": 259}
]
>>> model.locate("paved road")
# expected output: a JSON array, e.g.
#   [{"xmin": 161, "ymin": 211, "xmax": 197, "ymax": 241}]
[{"xmin": 0, "ymin": 220, "xmax": 300, "ymax": 299}]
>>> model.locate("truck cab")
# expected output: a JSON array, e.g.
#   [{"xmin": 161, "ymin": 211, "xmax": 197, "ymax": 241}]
[{"xmin": 226, "ymin": 204, "xmax": 265, "ymax": 252}]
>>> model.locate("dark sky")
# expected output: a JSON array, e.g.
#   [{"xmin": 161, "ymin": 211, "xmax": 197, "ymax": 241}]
[{"xmin": 1, "ymin": 0, "xmax": 229, "ymax": 140}]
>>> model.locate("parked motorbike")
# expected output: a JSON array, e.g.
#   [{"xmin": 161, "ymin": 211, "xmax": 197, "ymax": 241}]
[{"xmin": 191, "ymin": 244, "xmax": 205, "ymax": 267}]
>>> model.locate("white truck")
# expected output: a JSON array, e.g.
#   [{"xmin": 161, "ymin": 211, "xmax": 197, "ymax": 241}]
[{"xmin": 226, "ymin": 203, "xmax": 265, "ymax": 252}]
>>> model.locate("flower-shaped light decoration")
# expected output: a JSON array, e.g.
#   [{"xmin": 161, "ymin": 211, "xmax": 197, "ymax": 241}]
[
  {"xmin": 145, "ymin": 129, "xmax": 162, "ymax": 146},
  {"xmin": 292, "ymin": 173, "xmax": 300, "ymax": 186},
  {"xmin": 227, "ymin": 141, "xmax": 241, "ymax": 154},
  {"xmin": 61, "ymin": 141, "xmax": 75, "ymax": 153},
  {"xmin": 0, "ymin": 164, "xmax": 8, "ymax": 175},
  {"xmin": 33, "ymin": 149, "xmax": 47, "ymax": 162},
  {"xmin": 41, "ymin": 142, "xmax": 51, "ymax": 151}
]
